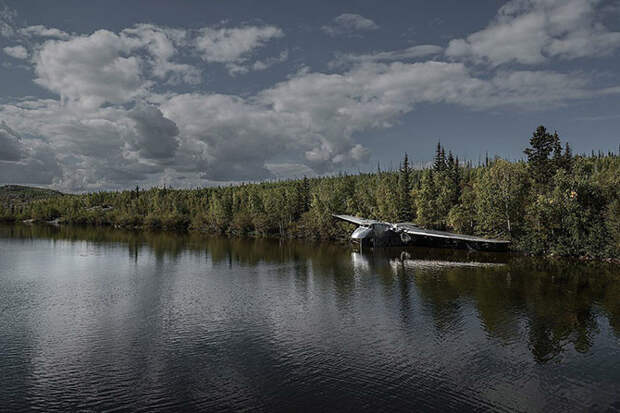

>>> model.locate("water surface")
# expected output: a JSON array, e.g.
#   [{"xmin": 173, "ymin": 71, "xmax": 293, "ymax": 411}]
[{"xmin": 1, "ymin": 224, "xmax": 619, "ymax": 412}]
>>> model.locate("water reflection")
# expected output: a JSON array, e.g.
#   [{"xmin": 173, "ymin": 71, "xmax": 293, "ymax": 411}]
[
  {"xmin": 1, "ymin": 224, "xmax": 619, "ymax": 411},
  {"xmin": 2, "ymin": 223, "xmax": 619, "ymax": 364}
]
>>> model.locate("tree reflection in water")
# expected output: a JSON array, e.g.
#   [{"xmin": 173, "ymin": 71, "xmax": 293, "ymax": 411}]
[{"xmin": 3, "ymin": 223, "xmax": 619, "ymax": 365}]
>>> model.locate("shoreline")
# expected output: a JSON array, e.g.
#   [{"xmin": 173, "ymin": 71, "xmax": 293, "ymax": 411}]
[{"xmin": 6, "ymin": 219, "xmax": 619, "ymax": 265}]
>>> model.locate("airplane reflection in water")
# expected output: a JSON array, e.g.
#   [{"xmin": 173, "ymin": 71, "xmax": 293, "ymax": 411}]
[{"xmin": 351, "ymin": 246, "xmax": 508, "ymax": 276}]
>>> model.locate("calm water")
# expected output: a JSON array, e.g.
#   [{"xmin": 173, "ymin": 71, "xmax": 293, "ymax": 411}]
[{"xmin": 1, "ymin": 224, "xmax": 619, "ymax": 412}]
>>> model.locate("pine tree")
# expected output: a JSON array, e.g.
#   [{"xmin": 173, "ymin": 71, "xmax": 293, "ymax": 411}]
[
  {"xmin": 398, "ymin": 153, "xmax": 413, "ymax": 221},
  {"xmin": 524, "ymin": 125, "xmax": 558, "ymax": 187},
  {"xmin": 433, "ymin": 141, "xmax": 446, "ymax": 172},
  {"xmin": 447, "ymin": 151, "xmax": 455, "ymax": 169}
]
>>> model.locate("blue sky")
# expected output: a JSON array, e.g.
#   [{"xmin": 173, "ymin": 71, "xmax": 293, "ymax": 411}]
[{"xmin": 0, "ymin": 0, "xmax": 619, "ymax": 190}]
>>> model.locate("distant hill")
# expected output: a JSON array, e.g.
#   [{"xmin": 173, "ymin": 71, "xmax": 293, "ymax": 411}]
[{"xmin": 0, "ymin": 185, "xmax": 64, "ymax": 206}]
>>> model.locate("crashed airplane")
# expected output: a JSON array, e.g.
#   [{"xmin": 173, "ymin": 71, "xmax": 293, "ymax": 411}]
[{"xmin": 333, "ymin": 215, "xmax": 510, "ymax": 252}]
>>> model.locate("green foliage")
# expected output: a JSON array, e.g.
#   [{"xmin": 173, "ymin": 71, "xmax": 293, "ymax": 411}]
[
  {"xmin": 4, "ymin": 126, "xmax": 618, "ymax": 258},
  {"xmin": 606, "ymin": 199, "xmax": 620, "ymax": 254},
  {"xmin": 522, "ymin": 161, "xmax": 616, "ymax": 258},
  {"xmin": 447, "ymin": 185, "xmax": 476, "ymax": 235},
  {"xmin": 416, "ymin": 170, "xmax": 438, "ymax": 228},
  {"xmin": 475, "ymin": 160, "xmax": 529, "ymax": 238}
]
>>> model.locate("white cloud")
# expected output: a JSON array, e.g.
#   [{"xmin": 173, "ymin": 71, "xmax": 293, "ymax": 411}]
[
  {"xmin": 30, "ymin": 24, "xmax": 205, "ymax": 109},
  {"xmin": 446, "ymin": 0, "xmax": 620, "ymax": 65},
  {"xmin": 122, "ymin": 24, "xmax": 201, "ymax": 85},
  {"xmin": 4, "ymin": 57, "xmax": 618, "ymax": 189},
  {"xmin": 19, "ymin": 25, "xmax": 70, "ymax": 39},
  {"xmin": 161, "ymin": 93, "xmax": 288, "ymax": 180},
  {"xmin": 0, "ymin": 99, "xmax": 173, "ymax": 190},
  {"xmin": 3, "ymin": 45, "xmax": 28, "ymax": 59},
  {"xmin": 329, "ymin": 45, "xmax": 443, "ymax": 68},
  {"xmin": 33, "ymin": 30, "xmax": 149, "ymax": 108},
  {"xmin": 322, "ymin": 13, "xmax": 379, "ymax": 37},
  {"xmin": 0, "ymin": 21, "xmax": 289, "ymax": 187},
  {"xmin": 195, "ymin": 25, "xmax": 284, "ymax": 75}
]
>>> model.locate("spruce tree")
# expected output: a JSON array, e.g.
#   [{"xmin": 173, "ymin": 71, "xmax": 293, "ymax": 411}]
[
  {"xmin": 398, "ymin": 153, "xmax": 413, "ymax": 222},
  {"xmin": 433, "ymin": 141, "xmax": 446, "ymax": 172},
  {"xmin": 524, "ymin": 125, "xmax": 558, "ymax": 186}
]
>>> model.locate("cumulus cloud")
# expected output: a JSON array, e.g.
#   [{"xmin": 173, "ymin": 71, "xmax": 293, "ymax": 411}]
[
  {"xmin": 33, "ymin": 30, "xmax": 148, "ymax": 108},
  {"xmin": 30, "ymin": 25, "xmax": 206, "ymax": 109},
  {"xmin": 19, "ymin": 25, "xmax": 70, "ymax": 39},
  {"xmin": 195, "ymin": 25, "xmax": 284, "ymax": 75},
  {"xmin": 0, "ymin": 99, "xmax": 174, "ymax": 190},
  {"xmin": 322, "ymin": 13, "xmax": 379, "ymax": 37},
  {"xmin": 128, "ymin": 104, "xmax": 179, "ymax": 160},
  {"xmin": 3, "ymin": 45, "xmax": 27, "ymax": 59},
  {"xmin": 446, "ymin": 0, "xmax": 620, "ymax": 65},
  {"xmin": 0, "ymin": 20, "xmax": 288, "ymax": 188},
  {"xmin": 3, "ymin": 57, "xmax": 619, "ymax": 189},
  {"xmin": 122, "ymin": 24, "xmax": 201, "ymax": 85},
  {"xmin": 161, "ymin": 93, "xmax": 286, "ymax": 180},
  {"xmin": 161, "ymin": 60, "xmax": 616, "ymax": 180}
]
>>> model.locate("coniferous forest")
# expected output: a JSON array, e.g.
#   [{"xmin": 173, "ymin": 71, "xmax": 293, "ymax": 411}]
[{"xmin": 1, "ymin": 126, "xmax": 619, "ymax": 259}]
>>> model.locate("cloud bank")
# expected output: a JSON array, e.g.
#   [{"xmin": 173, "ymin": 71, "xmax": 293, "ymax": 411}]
[
  {"xmin": 0, "ymin": 1, "xmax": 619, "ymax": 191},
  {"xmin": 446, "ymin": 0, "xmax": 620, "ymax": 65}
]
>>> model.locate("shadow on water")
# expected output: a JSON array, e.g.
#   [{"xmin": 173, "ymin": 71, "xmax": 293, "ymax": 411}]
[
  {"xmin": 2, "ymin": 223, "xmax": 620, "ymax": 368},
  {"xmin": 365, "ymin": 246, "xmax": 620, "ymax": 363}
]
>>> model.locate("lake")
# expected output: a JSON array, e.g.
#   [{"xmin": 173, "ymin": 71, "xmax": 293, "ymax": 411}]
[{"xmin": 1, "ymin": 224, "xmax": 619, "ymax": 412}]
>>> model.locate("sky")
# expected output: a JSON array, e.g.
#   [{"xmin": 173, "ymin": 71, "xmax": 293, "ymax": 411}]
[{"xmin": 0, "ymin": 0, "xmax": 619, "ymax": 191}]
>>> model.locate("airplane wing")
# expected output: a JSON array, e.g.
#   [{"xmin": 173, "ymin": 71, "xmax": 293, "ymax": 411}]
[
  {"xmin": 394, "ymin": 223, "xmax": 510, "ymax": 244},
  {"xmin": 332, "ymin": 214, "xmax": 381, "ymax": 227}
]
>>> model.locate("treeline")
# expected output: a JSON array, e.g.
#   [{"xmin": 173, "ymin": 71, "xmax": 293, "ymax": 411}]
[{"xmin": 1, "ymin": 126, "xmax": 618, "ymax": 258}]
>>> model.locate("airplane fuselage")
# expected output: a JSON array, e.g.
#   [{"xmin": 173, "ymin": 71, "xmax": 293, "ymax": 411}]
[{"xmin": 335, "ymin": 215, "xmax": 511, "ymax": 252}]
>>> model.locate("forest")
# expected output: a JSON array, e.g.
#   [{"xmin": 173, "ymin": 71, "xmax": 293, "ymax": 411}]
[{"xmin": 1, "ymin": 126, "xmax": 619, "ymax": 259}]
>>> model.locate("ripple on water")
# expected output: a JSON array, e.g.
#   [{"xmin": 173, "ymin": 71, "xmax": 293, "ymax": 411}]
[{"xmin": 1, "ymin": 229, "xmax": 619, "ymax": 412}]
